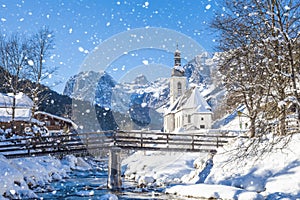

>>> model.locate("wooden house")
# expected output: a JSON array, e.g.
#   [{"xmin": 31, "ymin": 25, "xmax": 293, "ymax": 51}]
[{"xmin": 34, "ymin": 111, "xmax": 78, "ymax": 133}]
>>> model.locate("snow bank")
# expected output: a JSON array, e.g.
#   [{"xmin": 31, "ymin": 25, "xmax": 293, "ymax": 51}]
[
  {"xmin": 9, "ymin": 156, "xmax": 69, "ymax": 192},
  {"xmin": 122, "ymin": 132, "xmax": 300, "ymax": 199},
  {"xmin": 0, "ymin": 155, "xmax": 36, "ymax": 199},
  {"xmin": 122, "ymin": 151, "xmax": 211, "ymax": 187},
  {"xmin": 166, "ymin": 184, "xmax": 264, "ymax": 200},
  {"xmin": 205, "ymin": 133, "xmax": 300, "ymax": 199},
  {"xmin": 0, "ymin": 154, "xmax": 93, "ymax": 199}
]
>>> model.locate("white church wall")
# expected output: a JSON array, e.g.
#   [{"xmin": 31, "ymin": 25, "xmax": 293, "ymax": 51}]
[
  {"xmin": 164, "ymin": 113, "xmax": 175, "ymax": 132},
  {"xmin": 192, "ymin": 113, "xmax": 212, "ymax": 129}
]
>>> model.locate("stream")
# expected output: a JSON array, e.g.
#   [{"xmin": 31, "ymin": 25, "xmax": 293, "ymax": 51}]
[{"xmin": 37, "ymin": 160, "xmax": 193, "ymax": 200}]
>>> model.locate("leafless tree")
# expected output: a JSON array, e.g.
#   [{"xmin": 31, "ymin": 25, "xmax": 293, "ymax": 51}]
[
  {"xmin": 211, "ymin": 0, "xmax": 300, "ymax": 137},
  {"xmin": 0, "ymin": 33, "xmax": 30, "ymax": 135},
  {"xmin": 27, "ymin": 27, "xmax": 56, "ymax": 115}
]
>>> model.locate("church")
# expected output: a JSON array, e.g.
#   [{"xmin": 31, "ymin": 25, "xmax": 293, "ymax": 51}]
[{"xmin": 164, "ymin": 47, "xmax": 213, "ymax": 132}]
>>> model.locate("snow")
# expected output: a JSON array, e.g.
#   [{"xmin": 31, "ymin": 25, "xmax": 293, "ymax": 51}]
[
  {"xmin": 0, "ymin": 154, "xmax": 92, "ymax": 198},
  {"xmin": 34, "ymin": 111, "xmax": 78, "ymax": 129},
  {"xmin": 185, "ymin": 87, "xmax": 212, "ymax": 113},
  {"xmin": 0, "ymin": 98, "xmax": 299, "ymax": 200},
  {"xmin": 165, "ymin": 86, "xmax": 212, "ymax": 114},
  {"xmin": 205, "ymin": 4, "xmax": 211, "ymax": 10},
  {"xmin": 0, "ymin": 93, "xmax": 33, "ymax": 122},
  {"xmin": 166, "ymin": 184, "xmax": 264, "ymax": 200},
  {"xmin": 99, "ymin": 194, "xmax": 118, "ymax": 200},
  {"xmin": 122, "ymin": 151, "xmax": 208, "ymax": 187},
  {"xmin": 122, "ymin": 111, "xmax": 300, "ymax": 199},
  {"xmin": 202, "ymin": 133, "xmax": 300, "ymax": 199}
]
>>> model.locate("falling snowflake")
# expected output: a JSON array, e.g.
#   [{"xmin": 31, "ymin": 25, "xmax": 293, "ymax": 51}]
[
  {"xmin": 284, "ymin": 5, "xmax": 290, "ymax": 10},
  {"xmin": 28, "ymin": 60, "xmax": 34, "ymax": 66},
  {"xmin": 206, "ymin": 4, "xmax": 211, "ymax": 10},
  {"xmin": 78, "ymin": 47, "xmax": 84, "ymax": 52},
  {"xmin": 142, "ymin": 60, "xmax": 149, "ymax": 65},
  {"xmin": 142, "ymin": 1, "xmax": 149, "ymax": 8}
]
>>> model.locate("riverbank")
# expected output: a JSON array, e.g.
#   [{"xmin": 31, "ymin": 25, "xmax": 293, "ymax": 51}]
[
  {"xmin": 122, "ymin": 133, "xmax": 300, "ymax": 199},
  {"xmin": 1, "ymin": 133, "xmax": 299, "ymax": 199},
  {"xmin": 0, "ymin": 155, "xmax": 116, "ymax": 199}
]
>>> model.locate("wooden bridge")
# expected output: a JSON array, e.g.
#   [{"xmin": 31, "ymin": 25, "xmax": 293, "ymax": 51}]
[
  {"xmin": 0, "ymin": 130, "xmax": 241, "ymax": 159},
  {"xmin": 0, "ymin": 130, "xmax": 243, "ymax": 189}
]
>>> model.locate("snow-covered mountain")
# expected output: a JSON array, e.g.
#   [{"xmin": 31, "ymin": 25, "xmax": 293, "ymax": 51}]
[
  {"xmin": 63, "ymin": 53, "xmax": 225, "ymax": 130},
  {"xmin": 64, "ymin": 58, "xmax": 212, "ymax": 109}
]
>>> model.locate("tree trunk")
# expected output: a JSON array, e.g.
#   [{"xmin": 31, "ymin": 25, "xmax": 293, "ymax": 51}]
[
  {"xmin": 10, "ymin": 93, "xmax": 16, "ymax": 137},
  {"xmin": 249, "ymin": 117, "xmax": 256, "ymax": 138}
]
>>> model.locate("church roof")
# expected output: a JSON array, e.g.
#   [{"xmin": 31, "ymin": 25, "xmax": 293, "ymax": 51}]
[{"xmin": 165, "ymin": 87, "xmax": 212, "ymax": 114}]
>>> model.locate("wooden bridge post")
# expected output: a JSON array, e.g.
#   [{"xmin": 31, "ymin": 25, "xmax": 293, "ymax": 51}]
[
  {"xmin": 191, "ymin": 134, "xmax": 195, "ymax": 150},
  {"xmin": 107, "ymin": 147, "xmax": 122, "ymax": 190},
  {"xmin": 140, "ymin": 132, "xmax": 143, "ymax": 148}
]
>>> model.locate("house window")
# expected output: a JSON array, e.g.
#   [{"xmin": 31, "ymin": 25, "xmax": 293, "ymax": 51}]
[
  {"xmin": 200, "ymin": 125, "xmax": 205, "ymax": 129},
  {"xmin": 201, "ymin": 117, "xmax": 204, "ymax": 121},
  {"xmin": 188, "ymin": 115, "xmax": 191, "ymax": 123},
  {"xmin": 177, "ymin": 82, "xmax": 182, "ymax": 97}
]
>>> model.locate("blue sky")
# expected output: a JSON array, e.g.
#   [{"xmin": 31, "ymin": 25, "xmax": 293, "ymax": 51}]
[{"xmin": 0, "ymin": 0, "xmax": 220, "ymax": 93}]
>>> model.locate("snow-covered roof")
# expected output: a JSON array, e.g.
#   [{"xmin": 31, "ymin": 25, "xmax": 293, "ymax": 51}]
[
  {"xmin": 165, "ymin": 87, "xmax": 212, "ymax": 115},
  {"xmin": 0, "ymin": 93, "xmax": 33, "ymax": 108},
  {"xmin": 34, "ymin": 111, "xmax": 78, "ymax": 129},
  {"xmin": 0, "ymin": 93, "xmax": 33, "ymax": 122},
  {"xmin": 184, "ymin": 87, "xmax": 212, "ymax": 112}
]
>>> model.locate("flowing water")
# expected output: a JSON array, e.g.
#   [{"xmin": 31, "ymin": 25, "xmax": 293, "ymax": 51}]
[{"xmin": 37, "ymin": 161, "xmax": 193, "ymax": 200}]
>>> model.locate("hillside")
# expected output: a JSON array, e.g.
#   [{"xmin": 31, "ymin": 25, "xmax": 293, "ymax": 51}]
[{"xmin": 0, "ymin": 67, "xmax": 72, "ymax": 117}]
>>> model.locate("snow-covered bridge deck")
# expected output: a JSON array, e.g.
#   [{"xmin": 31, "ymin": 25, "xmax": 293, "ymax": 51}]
[{"xmin": 0, "ymin": 130, "xmax": 245, "ymax": 159}]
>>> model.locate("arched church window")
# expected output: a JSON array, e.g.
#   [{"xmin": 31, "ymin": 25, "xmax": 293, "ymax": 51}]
[{"xmin": 177, "ymin": 82, "xmax": 182, "ymax": 96}]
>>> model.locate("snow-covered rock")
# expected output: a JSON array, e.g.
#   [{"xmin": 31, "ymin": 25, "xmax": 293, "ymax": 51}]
[
  {"xmin": 99, "ymin": 194, "xmax": 118, "ymax": 200},
  {"xmin": 3, "ymin": 189, "xmax": 38, "ymax": 200},
  {"xmin": 61, "ymin": 155, "xmax": 92, "ymax": 171},
  {"xmin": 137, "ymin": 176, "xmax": 155, "ymax": 187},
  {"xmin": 0, "ymin": 155, "xmax": 29, "ymax": 196},
  {"xmin": 0, "ymin": 154, "xmax": 95, "ymax": 199}
]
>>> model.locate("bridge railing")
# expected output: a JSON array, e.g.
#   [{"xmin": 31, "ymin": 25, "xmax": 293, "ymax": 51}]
[
  {"xmin": 0, "ymin": 132, "xmax": 114, "ymax": 158},
  {"xmin": 113, "ymin": 130, "xmax": 241, "ymax": 152},
  {"xmin": 0, "ymin": 130, "xmax": 246, "ymax": 158}
]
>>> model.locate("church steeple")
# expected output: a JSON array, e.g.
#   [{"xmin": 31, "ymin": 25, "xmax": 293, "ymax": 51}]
[
  {"xmin": 174, "ymin": 44, "xmax": 181, "ymax": 67},
  {"xmin": 170, "ymin": 45, "xmax": 186, "ymax": 104},
  {"xmin": 172, "ymin": 44, "xmax": 184, "ymax": 77}
]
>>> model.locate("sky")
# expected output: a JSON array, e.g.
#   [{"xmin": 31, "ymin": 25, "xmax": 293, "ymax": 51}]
[{"xmin": 0, "ymin": 0, "xmax": 220, "ymax": 93}]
